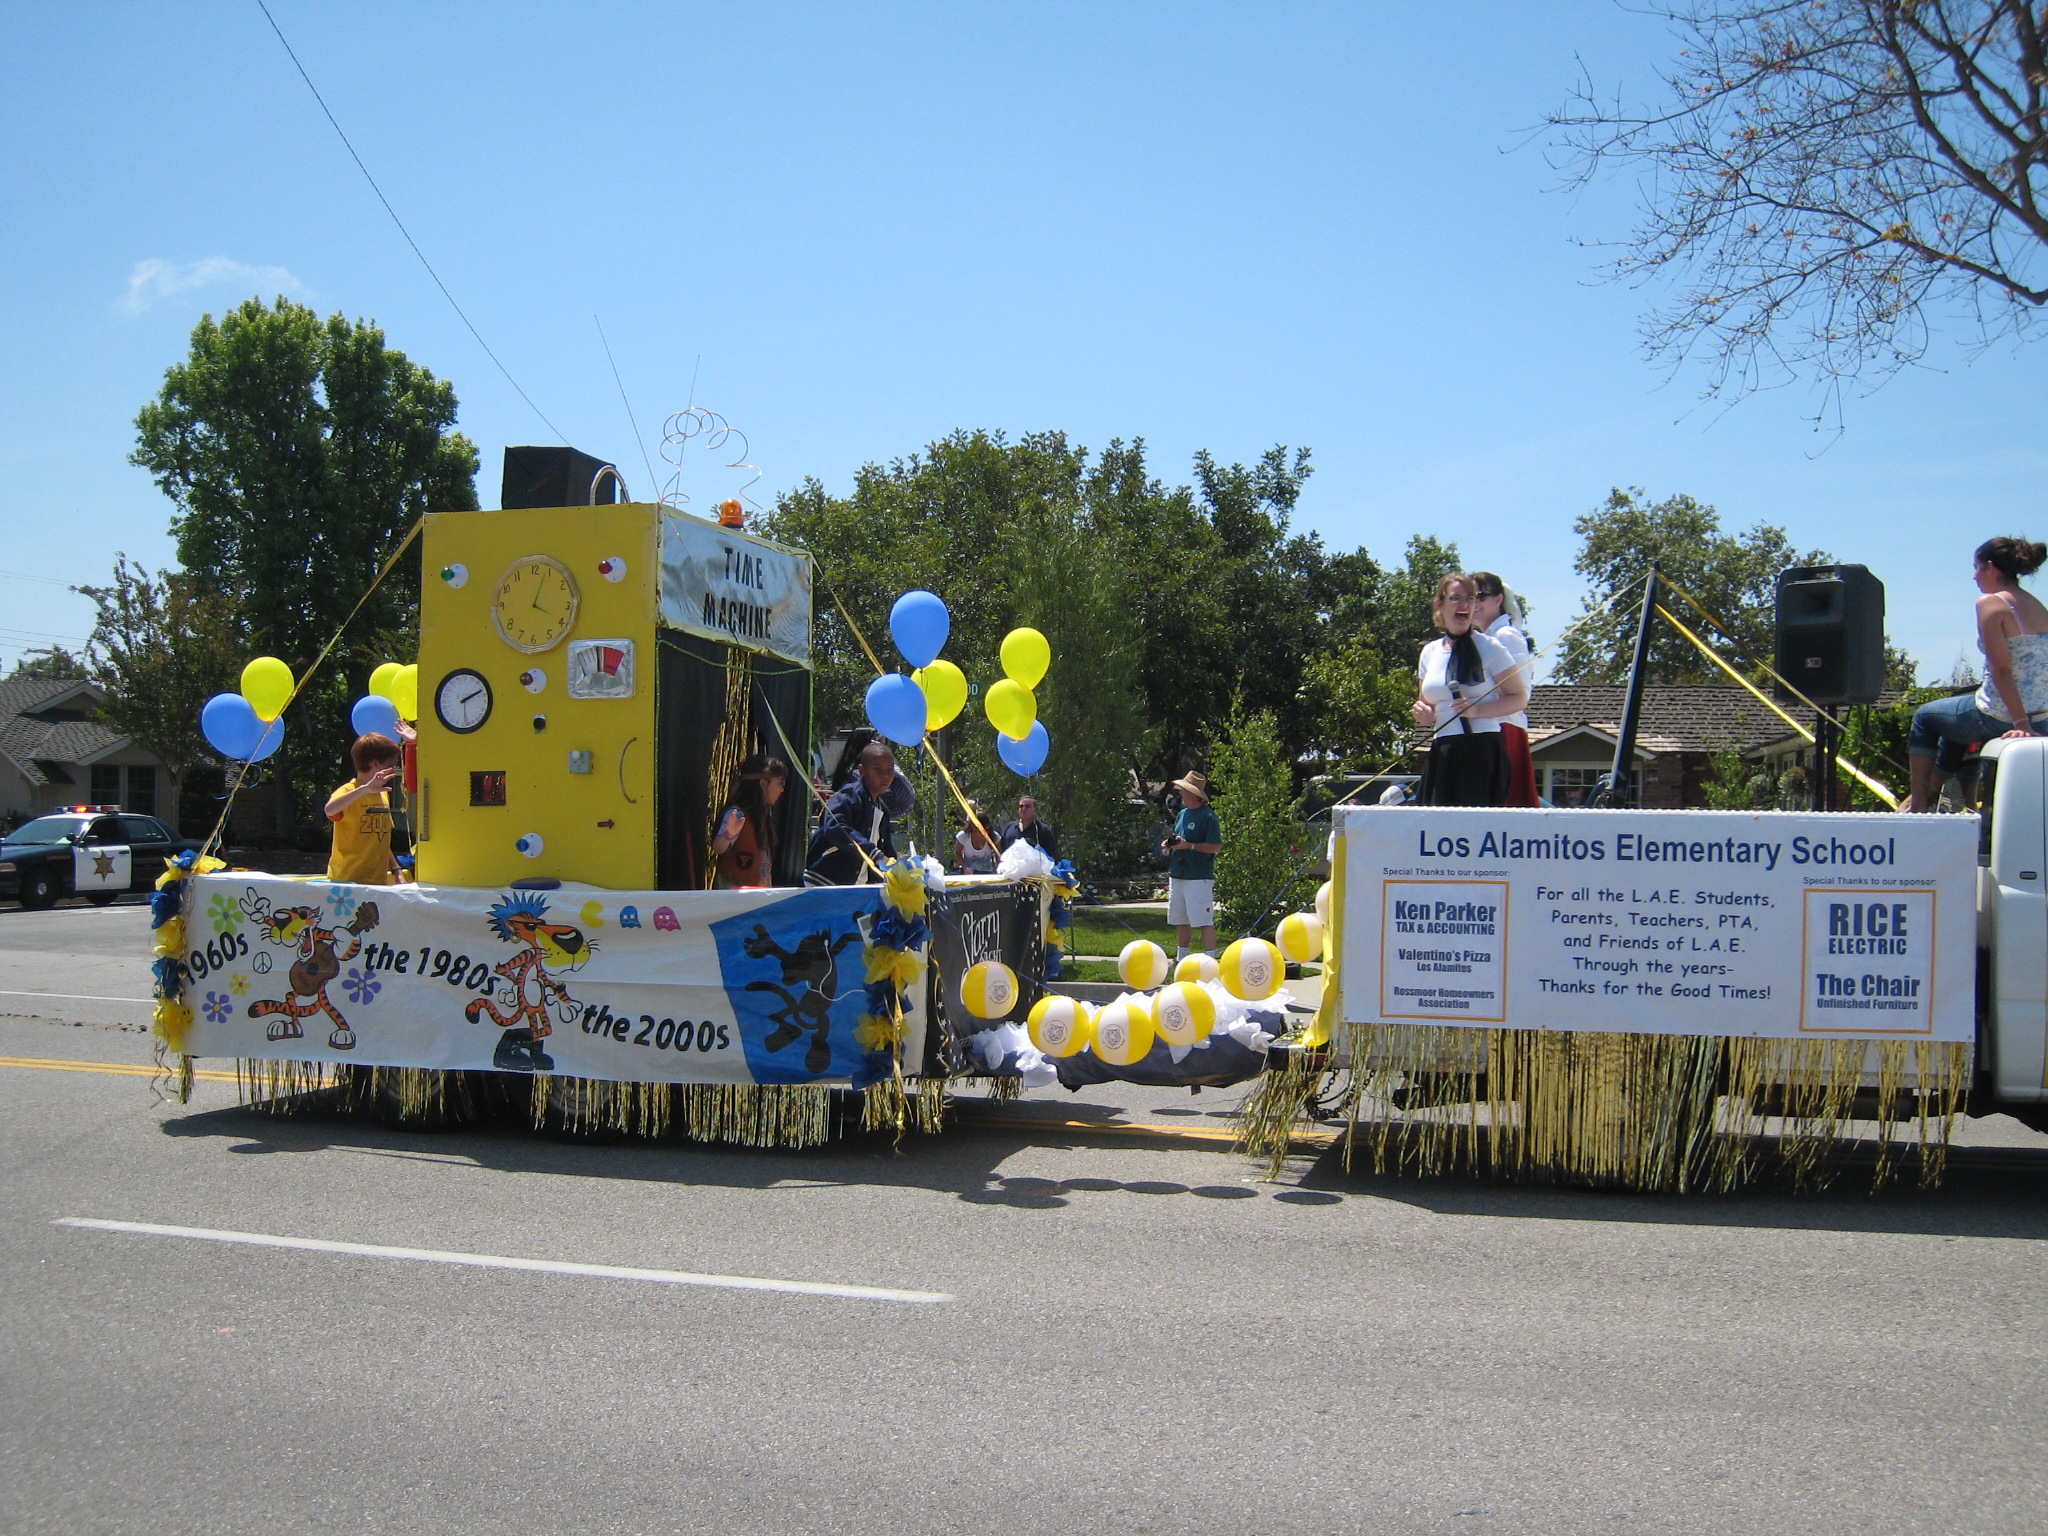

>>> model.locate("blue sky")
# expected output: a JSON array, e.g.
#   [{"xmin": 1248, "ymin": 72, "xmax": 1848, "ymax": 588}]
[{"xmin": 3, "ymin": 1, "xmax": 2041, "ymax": 684}]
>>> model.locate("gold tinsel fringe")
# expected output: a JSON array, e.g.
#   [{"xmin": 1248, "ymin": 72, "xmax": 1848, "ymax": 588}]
[
  {"xmin": 679, "ymin": 1082, "xmax": 833, "ymax": 1148},
  {"xmin": 1273, "ymin": 1025, "xmax": 1972, "ymax": 1192},
  {"xmin": 530, "ymin": 1074, "xmax": 674, "ymax": 1138},
  {"xmin": 982, "ymin": 1075, "xmax": 1023, "ymax": 1103},
  {"xmin": 916, "ymin": 1073, "xmax": 952, "ymax": 1129}
]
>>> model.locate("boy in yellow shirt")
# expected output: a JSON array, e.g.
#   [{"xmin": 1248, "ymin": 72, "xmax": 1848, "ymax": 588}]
[{"xmin": 326, "ymin": 733, "xmax": 405, "ymax": 885}]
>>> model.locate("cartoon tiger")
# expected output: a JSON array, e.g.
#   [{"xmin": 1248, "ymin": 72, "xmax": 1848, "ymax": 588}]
[
  {"xmin": 247, "ymin": 902, "xmax": 381, "ymax": 1050},
  {"xmin": 465, "ymin": 892, "xmax": 592, "ymax": 1072}
]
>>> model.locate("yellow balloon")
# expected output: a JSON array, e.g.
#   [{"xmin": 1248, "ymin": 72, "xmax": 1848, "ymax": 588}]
[
  {"xmin": 1174, "ymin": 952, "xmax": 1220, "ymax": 985},
  {"xmin": 1028, "ymin": 995, "xmax": 1092, "ymax": 1058},
  {"xmin": 1220, "ymin": 937, "xmax": 1284, "ymax": 1002},
  {"xmin": 368, "ymin": 661, "xmax": 403, "ymax": 701},
  {"xmin": 914, "ymin": 659, "xmax": 968, "ymax": 730},
  {"xmin": 392, "ymin": 663, "xmax": 419, "ymax": 722},
  {"xmin": 1277, "ymin": 912, "xmax": 1326, "ymax": 963},
  {"xmin": 1090, "ymin": 999, "xmax": 1155, "ymax": 1067},
  {"xmin": 1117, "ymin": 939, "xmax": 1170, "ymax": 991},
  {"xmin": 999, "ymin": 627, "xmax": 1051, "ymax": 688},
  {"xmin": 239, "ymin": 656, "xmax": 294, "ymax": 722},
  {"xmin": 1153, "ymin": 982, "xmax": 1217, "ymax": 1047},
  {"xmin": 960, "ymin": 960, "xmax": 1019, "ymax": 1020},
  {"xmin": 985, "ymin": 678, "xmax": 1036, "ymax": 739}
]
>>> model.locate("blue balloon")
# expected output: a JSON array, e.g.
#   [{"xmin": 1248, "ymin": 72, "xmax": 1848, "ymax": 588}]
[
  {"xmin": 246, "ymin": 714, "xmax": 286, "ymax": 763},
  {"xmin": 997, "ymin": 720, "xmax": 1049, "ymax": 776},
  {"xmin": 201, "ymin": 692, "xmax": 261, "ymax": 760},
  {"xmin": 351, "ymin": 694, "xmax": 402, "ymax": 741},
  {"xmin": 889, "ymin": 590, "xmax": 950, "ymax": 669},
  {"xmin": 865, "ymin": 673, "xmax": 929, "ymax": 745}
]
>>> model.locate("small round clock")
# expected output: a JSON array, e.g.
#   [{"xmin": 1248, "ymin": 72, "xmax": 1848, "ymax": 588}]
[
  {"xmin": 492, "ymin": 554, "xmax": 579, "ymax": 653},
  {"xmin": 434, "ymin": 668, "xmax": 494, "ymax": 734}
]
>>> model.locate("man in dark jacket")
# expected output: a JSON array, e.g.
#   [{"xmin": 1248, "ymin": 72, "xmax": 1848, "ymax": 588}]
[
  {"xmin": 997, "ymin": 795, "xmax": 1059, "ymax": 860},
  {"xmin": 806, "ymin": 742, "xmax": 916, "ymax": 885}
]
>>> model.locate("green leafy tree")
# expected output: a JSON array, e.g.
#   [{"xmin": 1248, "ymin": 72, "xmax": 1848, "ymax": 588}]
[
  {"xmin": 75, "ymin": 557, "xmax": 248, "ymax": 783},
  {"xmin": 130, "ymin": 297, "xmax": 478, "ymax": 834},
  {"xmin": 1208, "ymin": 705, "xmax": 1317, "ymax": 936},
  {"xmin": 1553, "ymin": 489, "xmax": 1830, "ymax": 684},
  {"xmin": 6, "ymin": 646, "xmax": 88, "ymax": 680}
]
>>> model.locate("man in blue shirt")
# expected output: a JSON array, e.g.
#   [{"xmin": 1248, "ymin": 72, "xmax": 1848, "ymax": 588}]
[
  {"xmin": 1163, "ymin": 770, "xmax": 1223, "ymax": 961},
  {"xmin": 807, "ymin": 743, "xmax": 915, "ymax": 885}
]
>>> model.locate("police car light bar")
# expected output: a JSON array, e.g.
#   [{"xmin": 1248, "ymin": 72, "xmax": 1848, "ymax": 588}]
[{"xmin": 60, "ymin": 805, "xmax": 120, "ymax": 814}]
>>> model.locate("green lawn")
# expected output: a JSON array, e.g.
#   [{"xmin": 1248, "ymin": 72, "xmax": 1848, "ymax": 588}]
[{"xmin": 1068, "ymin": 906, "xmax": 1180, "ymax": 955}]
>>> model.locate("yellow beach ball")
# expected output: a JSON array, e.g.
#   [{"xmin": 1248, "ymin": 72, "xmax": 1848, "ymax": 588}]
[
  {"xmin": 960, "ymin": 960, "xmax": 1019, "ymax": 1020},
  {"xmin": 1219, "ymin": 937, "xmax": 1284, "ymax": 1001},
  {"xmin": 1117, "ymin": 939, "xmax": 1170, "ymax": 991},
  {"xmin": 1277, "ymin": 912, "xmax": 1325, "ymax": 963},
  {"xmin": 1027, "ymin": 994, "xmax": 1092, "ymax": 1057},
  {"xmin": 1314, "ymin": 880, "xmax": 1333, "ymax": 929},
  {"xmin": 1174, "ymin": 952, "xmax": 1220, "ymax": 984},
  {"xmin": 1152, "ymin": 982, "xmax": 1217, "ymax": 1047},
  {"xmin": 1090, "ymin": 999, "xmax": 1155, "ymax": 1066}
]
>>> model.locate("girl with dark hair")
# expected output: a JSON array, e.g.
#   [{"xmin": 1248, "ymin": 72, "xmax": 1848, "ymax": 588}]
[
  {"xmin": 1412, "ymin": 573, "xmax": 1531, "ymax": 807},
  {"xmin": 1904, "ymin": 537, "xmax": 2048, "ymax": 812},
  {"xmin": 711, "ymin": 753, "xmax": 790, "ymax": 886},
  {"xmin": 1469, "ymin": 571, "xmax": 1540, "ymax": 808}
]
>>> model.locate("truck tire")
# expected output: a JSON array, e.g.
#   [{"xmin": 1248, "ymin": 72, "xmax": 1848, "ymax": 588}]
[
  {"xmin": 20, "ymin": 870, "xmax": 59, "ymax": 909},
  {"xmin": 86, "ymin": 893, "xmax": 118, "ymax": 907}
]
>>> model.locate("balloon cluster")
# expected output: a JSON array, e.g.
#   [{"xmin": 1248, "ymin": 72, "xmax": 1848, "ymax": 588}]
[
  {"xmin": 350, "ymin": 661, "xmax": 419, "ymax": 741},
  {"xmin": 862, "ymin": 590, "xmax": 1054, "ymax": 778},
  {"xmin": 200, "ymin": 658, "xmax": 294, "ymax": 763}
]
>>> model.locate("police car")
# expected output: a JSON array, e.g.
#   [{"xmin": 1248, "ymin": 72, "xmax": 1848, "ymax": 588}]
[{"xmin": 0, "ymin": 806, "xmax": 202, "ymax": 909}]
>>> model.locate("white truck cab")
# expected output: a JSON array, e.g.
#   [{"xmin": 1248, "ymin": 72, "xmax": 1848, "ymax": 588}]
[{"xmin": 1973, "ymin": 736, "xmax": 2048, "ymax": 1108}]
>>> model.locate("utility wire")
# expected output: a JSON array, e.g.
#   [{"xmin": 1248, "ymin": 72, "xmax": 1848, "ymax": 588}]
[
  {"xmin": 254, "ymin": 0, "xmax": 567, "ymax": 444},
  {"xmin": 595, "ymin": 314, "xmax": 658, "ymax": 499}
]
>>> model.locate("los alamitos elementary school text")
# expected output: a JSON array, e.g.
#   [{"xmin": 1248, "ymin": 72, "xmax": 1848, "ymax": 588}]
[{"xmin": 1336, "ymin": 808, "xmax": 1976, "ymax": 1043}]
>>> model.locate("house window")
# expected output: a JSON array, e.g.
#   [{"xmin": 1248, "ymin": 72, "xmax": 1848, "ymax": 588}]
[
  {"xmin": 1542, "ymin": 764, "xmax": 1638, "ymax": 808},
  {"xmin": 91, "ymin": 765, "xmax": 121, "ymax": 805},
  {"xmin": 127, "ymin": 765, "xmax": 157, "ymax": 815}
]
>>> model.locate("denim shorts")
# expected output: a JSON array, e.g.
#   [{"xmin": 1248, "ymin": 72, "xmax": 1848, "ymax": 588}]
[{"xmin": 1908, "ymin": 692, "xmax": 2047, "ymax": 773}]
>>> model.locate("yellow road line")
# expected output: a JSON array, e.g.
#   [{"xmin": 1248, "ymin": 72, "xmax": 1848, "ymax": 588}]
[{"xmin": 0, "ymin": 1055, "xmax": 239, "ymax": 1083}]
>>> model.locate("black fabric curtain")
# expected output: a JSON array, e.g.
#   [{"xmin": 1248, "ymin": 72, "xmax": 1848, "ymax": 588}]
[{"xmin": 654, "ymin": 630, "xmax": 812, "ymax": 890}]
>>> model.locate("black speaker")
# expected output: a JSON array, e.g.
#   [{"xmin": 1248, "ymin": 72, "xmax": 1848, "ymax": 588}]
[
  {"xmin": 1773, "ymin": 564, "xmax": 1885, "ymax": 705},
  {"xmin": 500, "ymin": 446, "xmax": 623, "ymax": 509}
]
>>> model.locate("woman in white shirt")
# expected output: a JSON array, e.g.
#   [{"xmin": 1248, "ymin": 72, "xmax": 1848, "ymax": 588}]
[
  {"xmin": 1412, "ymin": 573, "xmax": 1532, "ymax": 807},
  {"xmin": 1470, "ymin": 572, "xmax": 1539, "ymax": 807}
]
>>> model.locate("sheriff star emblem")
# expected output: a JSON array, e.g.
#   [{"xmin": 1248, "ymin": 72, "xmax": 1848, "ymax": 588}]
[{"xmin": 91, "ymin": 853, "xmax": 115, "ymax": 877}]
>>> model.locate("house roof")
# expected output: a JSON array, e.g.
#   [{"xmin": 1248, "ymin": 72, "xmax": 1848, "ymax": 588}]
[
  {"xmin": 1524, "ymin": 683, "xmax": 1906, "ymax": 758},
  {"xmin": 0, "ymin": 676, "xmax": 129, "ymax": 787}
]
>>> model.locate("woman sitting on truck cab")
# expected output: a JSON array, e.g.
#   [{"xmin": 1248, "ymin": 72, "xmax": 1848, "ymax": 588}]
[{"xmin": 1904, "ymin": 536, "xmax": 2048, "ymax": 812}]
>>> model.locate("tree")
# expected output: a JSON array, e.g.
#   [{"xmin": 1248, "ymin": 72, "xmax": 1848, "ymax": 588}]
[
  {"xmin": 75, "ymin": 557, "xmax": 247, "ymax": 782},
  {"xmin": 1552, "ymin": 488, "xmax": 1830, "ymax": 683},
  {"xmin": 6, "ymin": 646, "xmax": 87, "ymax": 680},
  {"xmin": 1549, "ymin": 1, "xmax": 2048, "ymax": 413},
  {"xmin": 130, "ymin": 297, "xmax": 478, "ymax": 833},
  {"xmin": 1208, "ymin": 706, "xmax": 1317, "ymax": 936}
]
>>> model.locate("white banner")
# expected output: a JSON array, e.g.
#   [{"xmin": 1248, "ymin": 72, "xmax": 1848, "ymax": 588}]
[
  {"xmin": 1335, "ymin": 807, "xmax": 1977, "ymax": 1041},
  {"xmin": 658, "ymin": 513, "xmax": 813, "ymax": 666},
  {"xmin": 177, "ymin": 876, "xmax": 920, "ymax": 1083}
]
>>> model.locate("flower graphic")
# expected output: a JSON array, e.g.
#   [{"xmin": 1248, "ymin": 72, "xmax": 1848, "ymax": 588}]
[
  {"xmin": 206, "ymin": 894, "xmax": 241, "ymax": 936},
  {"xmin": 228, "ymin": 972, "xmax": 250, "ymax": 996},
  {"xmin": 202, "ymin": 990, "xmax": 232, "ymax": 1023},
  {"xmin": 341, "ymin": 967, "xmax": 381, "ymax": 1006},
  {"xmin": 324, "ymin": 884, "xmax": 358, "ymax": 920}
]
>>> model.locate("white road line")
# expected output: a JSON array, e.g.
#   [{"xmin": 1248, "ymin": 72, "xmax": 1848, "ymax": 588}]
[
  {"xmin": 54, "ymin": 1218, "xmax": 954, "ymax": 1305},
  {"xmin": 0, "ymin": 989, "xmax": 154, "ymax": 1004}
]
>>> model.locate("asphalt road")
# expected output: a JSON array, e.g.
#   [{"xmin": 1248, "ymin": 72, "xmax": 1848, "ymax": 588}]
[{"xmin": 4, "ymin": 901, "xmax": 2047, "ymax": 1535}]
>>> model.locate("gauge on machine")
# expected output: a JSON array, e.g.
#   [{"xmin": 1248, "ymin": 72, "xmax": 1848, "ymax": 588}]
[{"xmin": 434, "ymin": 668, "xmax": 494, "ymax": 734}]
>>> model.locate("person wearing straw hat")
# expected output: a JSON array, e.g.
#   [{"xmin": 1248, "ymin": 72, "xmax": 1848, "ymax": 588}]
[
  {"xmin": 1162, "ymin": 770, "xmax": 1223, "ymax": 962},
  {"xmin": 1412, "ymin": 573, "xmax": 1530, "ymax": 807}
]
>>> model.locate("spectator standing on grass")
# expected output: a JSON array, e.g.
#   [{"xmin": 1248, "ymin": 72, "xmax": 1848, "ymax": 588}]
[
  {"xmin": 997, "ymin": 795, "xmax": 1059, "ymax": 860},
  {"xmin": 1162, "ymin": 770, "xmax": 1222, "ymax": 961},
  {"xmin": 955, "ymin": 801, "xmax": 999, "ymax": 874}
]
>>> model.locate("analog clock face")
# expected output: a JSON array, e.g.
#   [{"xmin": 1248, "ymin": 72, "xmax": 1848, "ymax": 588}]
[
  {"xmin": 434, "ymin": 668, "xmax": 494, "ymax": 734},
  {"xmin": 492, "ymin": 555, "xmax": 580, "ymax": 653}
]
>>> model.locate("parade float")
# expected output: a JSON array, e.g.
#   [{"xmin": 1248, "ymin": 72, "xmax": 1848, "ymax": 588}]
[{"xmin": 146, "ymin": 452, "xmax": 1293, "ymax": 1147}]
